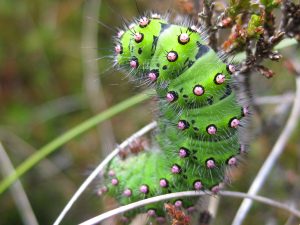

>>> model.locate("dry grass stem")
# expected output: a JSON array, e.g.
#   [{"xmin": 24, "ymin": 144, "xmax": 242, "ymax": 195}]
[
  {"xmin": 0, "ymin": 142, "xmax": 39, "ymax": 225},
  {"xmin": 53, "ymin": 121, "xmax": 157, "ymax": 225},
  {"xmin": 79, "ymin": 190, "xmax": 300, "ymax": 225},
  {"xmin": 231, "ymin": 75, "xmax": 300, "ymax": 225}
]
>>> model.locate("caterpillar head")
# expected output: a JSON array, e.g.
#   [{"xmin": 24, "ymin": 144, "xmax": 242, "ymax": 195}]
[{"xmin": 114, "ymin": 14, "xmax": 208, "ymax": 88}]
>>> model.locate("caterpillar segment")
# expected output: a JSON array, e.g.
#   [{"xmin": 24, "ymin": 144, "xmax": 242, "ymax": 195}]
[{"xmin": 100, "ymin": 13, "xmax": 248, "ymax": 223}]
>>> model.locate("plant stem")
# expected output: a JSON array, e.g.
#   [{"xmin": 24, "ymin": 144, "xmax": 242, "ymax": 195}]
[
  {"xmin": 0, "ymin": 142, "xmax": 39, "ymax": 225},
  {"xmin": 0, "ymin": 90, "xmax": 153, "ymax": 196},
  {"xmin": 53, "ymin": 121, "xmax": 157, "ymax": 225},
  {"xmin": 231, "ymin": 72, "xmax": 300, "ymax": 225},
  {"xmin": 78, "ymin": 190, "xmax": 300, "ymax": 225}
]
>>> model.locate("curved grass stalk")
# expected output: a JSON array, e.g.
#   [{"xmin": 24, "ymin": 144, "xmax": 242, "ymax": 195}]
[
  {"xmin": 78, "ymin": 190, "xmax": 300, "ymax": 225},
  {"xmin": 231, "ymin": 74, "xmax": 300, "ymax": 225},
  {"xmin": 53, "ymin": 121, "xmax": 157, "ymax": 225},
  {"xmin": 0, "ymin": 90, "xmax": 153, "ymax": 195}
]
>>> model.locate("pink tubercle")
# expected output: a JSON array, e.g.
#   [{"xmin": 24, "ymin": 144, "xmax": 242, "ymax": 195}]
[
  {"xmin": 159, "ymin": 179, "xmax": 168, "ymax": 188},
  {"xmin": 147, "ymin": 209, "xmax": 156, "ymax": 217},
  {"xmin": 206, "ymin": 159, "xmax": 216, "ymax": 169},
  {"xmin": 123, "ymin": 188, "xmax": 132, "ymax": 197},
  {"xmin": 167, "ymin": 51, "xmax": 178, "ymax": 62},
  {"xmin": 171, "ymin": 164, "xmax": 181, "ymax": 174},
  {"xmin": 139, "ymin": 17, "xmax": 150, "ymax": 27},
  {"xmin": 193, "ymin": 85, "xmax": 204, "ymax": 96},
  {"xmin": 193, "ymin": 181, "xmax": 202, "ymax": 190},
  {"xmin": 117, "ymin": 30, "xmax": 125, "ymax": 38},
  {"xmin": 166, "ymin": 92, "xmax": 176, "ymax": 102},
  {"xmin": 148, "ymin": 72, "xmax": 157, "ymax": 81},
  {"xmin": 130, "ymin": 59, "xmax": 138, "ymax": 69},
  {"xmin": 227, "ymin": 64, "xmax": 236, "ymax": 74},
  {"xmin": 134, "ymin": 32, "xmax": 143, "ymax": 42},
  {"xmin": 97, "ymin": 186, "xmax": 108, "ymax": 196},
  {"xmin": 228, "ymin": 157, "xmax": 237, "ymax": 166},
  {"xmin": 207, "ymin": 125, "xmax": 217, "ymax": 135},
  {"xmin": 115, "ymin": 44, "xmax": 121, "ymax": 54},
  {"xmin": 156, "ymin": 217, "xmax": 166, "ymax": 224},
  {"xmin": 211, "ymin": 185, "xmax": 221, "ymax": 194},
  {"xmin": 111, "ymin": 178, "xmax": 119, "ymax": 186},
  {"xmin": 230, "ymin": 118, "xmax": 240, "ymax": 128},
  {"xmin": 174, "ymin": 200, "xmax": 182, "ymax": 208},
  {"xmin": 108, "ymin": 170, "xmax": 115, "ymax": 177},
  {"xmin": 179, "ymin": 148, "xmax": 188, "ymax": 158},
  {"xmin": 179, "ymin": 33, "xmax": 190, "ymax": 44},
  {"xmin": 140, "ymin": 184, "xmax": 149, "ymax": 194},
  {"xmin": 177, "ymin": 120, "xmax": 188, "ymax": 130},
  {"xmin": 215, "ymin": 74, "xmax": 226, "ymax": 84}
]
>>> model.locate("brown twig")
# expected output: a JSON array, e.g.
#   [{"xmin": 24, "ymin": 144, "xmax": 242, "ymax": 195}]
[
  {"xmin": 199, "ymin": 0, "xmax": 218, "ymax": 51},
  {"xmin": 280, "ymin": 0, "xmax": 300, "ymax": 41}
]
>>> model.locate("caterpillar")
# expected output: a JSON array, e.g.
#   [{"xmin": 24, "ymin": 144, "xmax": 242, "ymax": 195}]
[{"xmin": 99, "ymin": 12, "xmax": 249, "ymax": 224}]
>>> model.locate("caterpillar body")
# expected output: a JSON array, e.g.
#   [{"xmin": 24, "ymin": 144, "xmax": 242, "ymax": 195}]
[{"xmin": 100, "ymin": 13, "xmax": 248, "ymax": 223}]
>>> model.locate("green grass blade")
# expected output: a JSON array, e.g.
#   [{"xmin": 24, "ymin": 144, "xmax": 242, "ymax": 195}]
[{"xmin": 0, "ymin": 90, "xmax": 153, "ymax": 195}]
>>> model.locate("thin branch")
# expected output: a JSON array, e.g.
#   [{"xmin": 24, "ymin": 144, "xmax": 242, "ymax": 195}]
[
  {"xmin": 231, "ymin": 75, "xmax": 300, "ymax": 225},
  {"xmin": 81, "ymin": 0, "xmax": 116, "ymax": 155},
  {"xmin": 78, "ymin": 190, "xmax": 300, "ymax": 225},
  {"xmin": 233, "ymin": 38, "xmax": 298, "ymax": 62},
  {"xmin": 0, "ymin": 142, "xmax": 39, "ymax": 225},
  {"xmin": 254, "ymin": 93, "xmax": 294, "ymax": 105},
  {"xmin": 200, "ymin": 0, "xmax": 218, "ymax": 51},
  {"xmin": 53, "ymin": 121, "xmax": 157, "ymax": 225}
]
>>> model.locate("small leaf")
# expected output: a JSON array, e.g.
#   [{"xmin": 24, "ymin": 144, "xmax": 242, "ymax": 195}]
[{"xmin": 247, "ymin": 14, "xmax": 264, "ymax": 37}]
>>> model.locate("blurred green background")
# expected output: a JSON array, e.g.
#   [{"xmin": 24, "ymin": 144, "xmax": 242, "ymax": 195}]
[{"xmin": 0, "ymin": 0, "xmax": 299, "ymax": 225}]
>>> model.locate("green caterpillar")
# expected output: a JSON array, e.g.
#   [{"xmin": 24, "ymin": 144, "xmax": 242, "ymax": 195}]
[{"xmin": 99, "ymin": 13, "xmax": 248, "ymax": 224}]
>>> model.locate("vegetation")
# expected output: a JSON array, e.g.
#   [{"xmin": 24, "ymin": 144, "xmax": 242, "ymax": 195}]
[{"xmin": 0, "ymin": 0, "xmax": 299, "ymax": 224}]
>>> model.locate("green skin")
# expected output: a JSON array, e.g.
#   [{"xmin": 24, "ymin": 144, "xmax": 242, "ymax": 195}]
[{"xmin": 105, "ymin": 16, "xmax": 246, "ymax": 222}]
